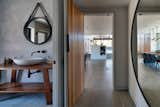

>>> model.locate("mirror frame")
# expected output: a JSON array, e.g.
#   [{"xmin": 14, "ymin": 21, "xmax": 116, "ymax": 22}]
[
  {"xmin": 131, "ymin": 0, "xmax": 151, "ymax": 106},
  {"xmin": 24, "ymin": 16, "xmax": 52, "ymax": 45},
  {"xmin": 24, "ymin": 2, "xmax": 52, "ymax": 45}
]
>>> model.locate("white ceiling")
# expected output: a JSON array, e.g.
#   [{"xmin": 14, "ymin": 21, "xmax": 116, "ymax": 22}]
[
  {"xmin": 138, "ymin": 14, "xmax": 160, "ymax": 32},
  {"xmin": 137, "ymin": 0, "xmax": 160, "ymax": 33},
  {"xmin": 74, "ymin": 0, "xmax": 131, "ymax": 8},
  {"xmin": 139, "ymin": 0, "xmax": 160, "ymax": 8},
  {"xmin": 84, "ymin": 15, "xmax": 113, "ymax": 35}
]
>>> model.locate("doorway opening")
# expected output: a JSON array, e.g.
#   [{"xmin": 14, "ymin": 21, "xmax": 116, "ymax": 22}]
[
  {"xmin": 74, "ymin": 14, "xmax": 114, "ymax": 107},
  {"xmin": 66, "ymin": 1, "xmax": 136, "ymax": 107}
]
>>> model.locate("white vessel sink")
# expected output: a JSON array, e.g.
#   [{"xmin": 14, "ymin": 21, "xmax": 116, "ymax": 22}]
[{"xmin": 13, "ymin": 57, "xmax": 46, "ymax": 66}]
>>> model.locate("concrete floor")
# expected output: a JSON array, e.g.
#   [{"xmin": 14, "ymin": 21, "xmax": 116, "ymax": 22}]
[
  {"xmin": 138, "ymin": 57, "xmax": 160, "ymax": 107},
  {"xmin": 75, "ymin": 59, "xmax": 135, "ymax": 107},
  {"xmin": 0, "ymin": 93, "xmax": 52, "ymax": 107}
]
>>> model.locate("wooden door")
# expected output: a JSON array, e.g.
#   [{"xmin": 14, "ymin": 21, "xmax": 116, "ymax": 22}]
[
  {"xmin": 144, "ymin": 33, "xmax": 151, "ymax": 52},
  {"xmin": 67, "ymin": 0, "xmax": 84, "ymax": 107}
]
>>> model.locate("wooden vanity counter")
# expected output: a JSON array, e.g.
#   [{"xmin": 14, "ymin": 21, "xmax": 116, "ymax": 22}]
[{"xmin": 0, "ymin": 62, "xmax": 53, "ymax": 105}]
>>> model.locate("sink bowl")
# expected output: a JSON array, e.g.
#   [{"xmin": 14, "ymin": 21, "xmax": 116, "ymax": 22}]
[{"xmin": 13, "ymin": 57, "xmax": 46, "ymax": 66}]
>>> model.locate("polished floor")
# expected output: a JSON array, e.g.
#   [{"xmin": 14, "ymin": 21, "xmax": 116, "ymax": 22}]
[
  {"xmin": 75, "ymin": 59, "xmax": 135, "ymax": 107},
  {"xmin": 138, "ymin": 58, "xmax": 160, "ymax": 107}
]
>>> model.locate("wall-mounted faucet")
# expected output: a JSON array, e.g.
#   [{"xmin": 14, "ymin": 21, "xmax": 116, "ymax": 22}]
[
  {"xmin": 41, "ymin": 50, "xmax": 47, "ymax": 54},
  {"xmin": 31, "ymin": 50, "xmax": 40, "ymax": 56},
  {"xmin": 31, "ymin": 50, "xmax": 47, "ymax": 56},
  {"xmin": 29, "ymin": 50, "xmax": 48, "ymax": 78}
]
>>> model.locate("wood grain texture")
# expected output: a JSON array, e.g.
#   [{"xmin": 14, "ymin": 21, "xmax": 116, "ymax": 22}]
[
  {"xmin": 0, "ymin": 63, "xmax": 52, "ymax": 70},
  {"xmin": 0, "ymin": 63, "xmax": 53, "ymax": 105},
  {"xmin": 0, "ymin": 83, "xmax": 45, "ymax": 93},
  {"xmin": 11, "ymin": 69, "xmax": 17, "ymax": 82},
  {"xmin": 43, "ymin": 69, "xmax": 52, "ymax": 105},
  {"xmin": 67, "ymin": 0, "xmax": 84, "ymax": 107}
]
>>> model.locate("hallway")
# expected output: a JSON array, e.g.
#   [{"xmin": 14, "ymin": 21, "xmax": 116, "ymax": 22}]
[{"xmin": 75, "ymin": 59, "xmax": 135, "ymax": 107}]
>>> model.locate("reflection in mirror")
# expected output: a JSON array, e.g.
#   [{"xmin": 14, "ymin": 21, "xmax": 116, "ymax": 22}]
[
  {"xmin": 132, "ymin": 0, "xmax": 160, "ymax": 106},
  {"xmin": 24, "ymin": 18, "xmax": 51, "ymax": 44},
  {"xmin": 24, "ymin": 2, "xmax": 52, "ymax": 45}
]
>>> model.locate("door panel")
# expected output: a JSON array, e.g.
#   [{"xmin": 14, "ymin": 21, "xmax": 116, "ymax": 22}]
[{"xmin": 67, "ymin": 0, "xmax": 84, "ymax": 107}]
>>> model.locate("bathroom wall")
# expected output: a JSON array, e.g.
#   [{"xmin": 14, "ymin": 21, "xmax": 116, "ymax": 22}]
[
  {"xmin": 0, "ymin": 0, "xmax": 64, "ymax": 107},
  {"xmin": 128, "ymin": 0, "xmax": 149, "ymax": 106},
  {"xmin": 0, "ymin": 0, "xmax": 53, "ymax": 82}
]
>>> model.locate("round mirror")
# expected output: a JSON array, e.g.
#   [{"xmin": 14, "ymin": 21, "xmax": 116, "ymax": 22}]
[
  {"xmin": 24, "ymin": 17, "xmax": 52, "ymax": 45},
  {"xmin": 131, "ymin": 0, "xmax": 160, "ymax": 106}
]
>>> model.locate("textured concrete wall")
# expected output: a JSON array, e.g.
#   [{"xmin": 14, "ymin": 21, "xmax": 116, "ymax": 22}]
[
  {"xmin": 0, "ymin": 0, "xmax": 64, "ymax": 107},
  {"xmin": 0, "ymin": 0, "xmax": 53, "ymax": 82}
]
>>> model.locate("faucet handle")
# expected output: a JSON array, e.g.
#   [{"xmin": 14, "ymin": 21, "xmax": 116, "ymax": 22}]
[
  {"xmin": 37, "ymin": 51, "xmax": 41, "ymax": 53},
  {"xmin": 41, "ymin": 50, "xmax": 47, "ymax": 53}
]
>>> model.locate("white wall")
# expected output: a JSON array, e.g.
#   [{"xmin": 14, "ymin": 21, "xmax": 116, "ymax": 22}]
[
  {"xmin": 82, "ymin": 7, "xmax": 129, "ymax": 89},
  {"xmin": 84, "ymin": 15, "xmax": 113, "ymax": 35},
  {"xmin": 128, "ymin": 0, "xmax": 149, "ymax": 107},
  {"xmin": 113, "ymin": 8, "xmax": 128, "ymax": 89}
]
